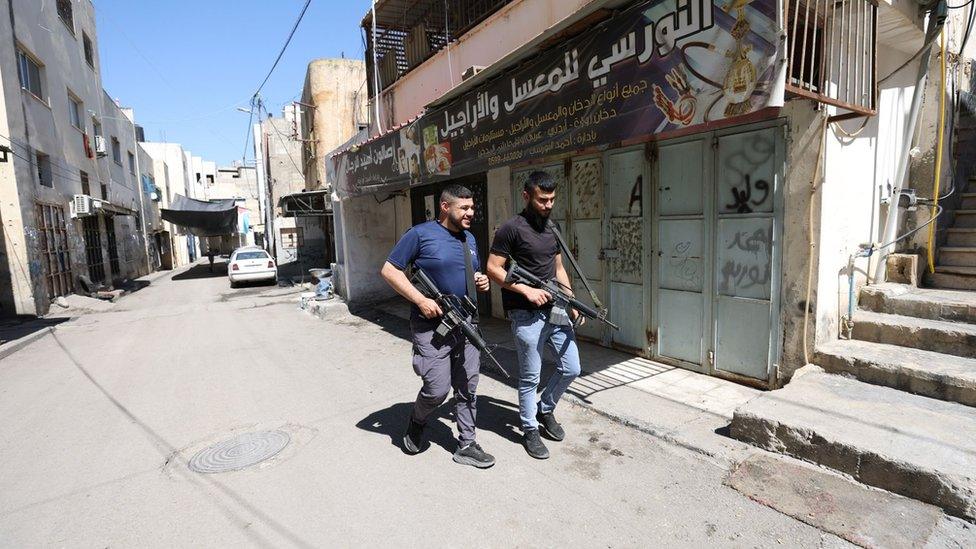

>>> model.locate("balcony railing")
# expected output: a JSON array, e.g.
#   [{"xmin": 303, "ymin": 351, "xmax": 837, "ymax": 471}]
[
  {"xmin": 364, "ymin": 0, "xmax": 513, "ymax": 97},
  {"xmin": 786, "ymin": 0, "xmax": 878, "ymax": 116}
]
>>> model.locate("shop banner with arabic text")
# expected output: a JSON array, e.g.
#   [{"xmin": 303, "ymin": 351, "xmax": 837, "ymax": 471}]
[{"xmin": 331, "ymin": 0, "xmax": 784, "ymax": 199}]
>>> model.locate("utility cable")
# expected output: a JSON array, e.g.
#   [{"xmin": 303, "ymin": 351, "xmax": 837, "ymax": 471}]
[
  {"xmin": 927, "ymin": 29, "xmax": 948, "ymax": 274},
  {"xmin": 259, "ymin": 103, "xmax": 305, "ymax": 178},
  {"xmin": 241, "ymin": 0, "xmax": 312, "ymax": 163},
  {"xmin": 803, "ymin": 113, "xmax": 829, "ymax": 366},
  {"xmin": 253, "ymin": 0, "xmax": 312, "ymax": 100}
]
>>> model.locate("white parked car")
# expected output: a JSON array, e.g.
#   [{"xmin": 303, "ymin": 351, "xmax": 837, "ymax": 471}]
[{"xmin": 228, "ymin": 246, "xmax": 277, "ymax": 287}]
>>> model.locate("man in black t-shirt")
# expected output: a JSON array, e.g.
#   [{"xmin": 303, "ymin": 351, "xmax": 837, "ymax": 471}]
[{"xmin": 487, "ymin": 171, "xmax": 582, "ymax": 460}]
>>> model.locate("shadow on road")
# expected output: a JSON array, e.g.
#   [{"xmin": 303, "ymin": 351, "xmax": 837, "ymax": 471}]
[
  {"xmin": 0, "ymin": 316, "xmax": 69, "ymax": 345},
  {"xmin": 355, "ymin": 394, "xmax": 522, "ymax": 454},
  {"xmin": 172, "ymin": 262, "xmax": 228, "ymax": 281}
]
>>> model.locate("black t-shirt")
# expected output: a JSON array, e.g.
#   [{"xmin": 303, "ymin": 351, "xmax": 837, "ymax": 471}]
[{"xmin": 490, "ymin": 210, "xmax": 559, "ymax": 312}]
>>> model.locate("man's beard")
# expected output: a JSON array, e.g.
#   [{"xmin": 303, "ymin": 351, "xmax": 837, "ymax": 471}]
[
  {"xmin": 447, "ymin": 213, "xmax": 468, "ymax": 231},
  {"xmin": 525, "ymin": 203, "xmax": 551, "ymax": 227}
]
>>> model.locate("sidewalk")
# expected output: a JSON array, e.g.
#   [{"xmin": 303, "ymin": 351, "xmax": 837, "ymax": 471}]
[
  {"xmin": 372, "ymin": 297, "xmax": 762, "ymax": 466},
  {"xmin": 0, "ymin": 263, "xmax": 190, "ymax": 360}
]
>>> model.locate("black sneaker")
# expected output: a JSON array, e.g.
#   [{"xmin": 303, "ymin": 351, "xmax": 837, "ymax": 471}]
[
  {"xmin": 523, "ymin": 429, "xmax": 550, "ymax": 459},
  {"xmin": 402, "ymin": 418, "xmax": 427, "ymax": 455},
  {"xmin": 453, "ymin": 442, "xmax": 496, "ymax": 468},
  {"xmin": 536, "ymin": 410, "xmax": 565, "ymax": 441}
]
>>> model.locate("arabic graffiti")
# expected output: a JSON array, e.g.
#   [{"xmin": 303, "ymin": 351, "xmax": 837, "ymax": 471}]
[
  {"xmin": 669, "ymin": 240, "xmax": 702, "ymax": 288},
  {"xmin": 725, "ymin": 174, "xmax": 770, "ymax": 214},
  {"xmin": 610, "ymin": 217, "xmax": 642, "ymax": 284},
  {"xmin": 571, "ymin": 158, "xmax": 602, "ymax": 220},
  {"xmin": 718, "ymin": 221, "xmax": 772, "ymax": 299}
]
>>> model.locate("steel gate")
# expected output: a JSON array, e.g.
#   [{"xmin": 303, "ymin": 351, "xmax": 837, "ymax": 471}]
[
  {"xmin": 35, "ymin": 203, "xmax": 73, "ymax": 299},
  {"xmin": 82, "ymin": 215, "xmax": 105, "ymax": 283}
]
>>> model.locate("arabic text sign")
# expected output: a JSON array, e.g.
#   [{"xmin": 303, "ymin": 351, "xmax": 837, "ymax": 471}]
[{"xmin": 333, "ymin": 0, "xmax": 782, "ymax": 198}]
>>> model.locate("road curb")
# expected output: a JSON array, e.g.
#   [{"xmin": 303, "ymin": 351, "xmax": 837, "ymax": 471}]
[
  {"xmin": 0, "ymin": 326, "xmax": 55, "ymax": 361},
  {"xmin": 563, "ymin": 393, "xmax": 748, "ymax": 469}
]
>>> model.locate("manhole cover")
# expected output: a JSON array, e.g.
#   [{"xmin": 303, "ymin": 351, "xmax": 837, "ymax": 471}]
[{"xmin": 188, "ymin": 430, "xmax": 291, "ymax": 473}]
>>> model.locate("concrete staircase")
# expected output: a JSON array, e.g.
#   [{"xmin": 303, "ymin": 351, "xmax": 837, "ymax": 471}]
[
  {"xmin": 927, "ymin": 179, "xmax": 976, "ymax": 290},
  {"xmin": 730, "ymin": 282, "xmax": 976, "ymax": 521}
]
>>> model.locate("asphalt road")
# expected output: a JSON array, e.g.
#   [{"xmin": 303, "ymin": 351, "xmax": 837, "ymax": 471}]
[{"xmin": 0, "ymin": 260, "xmax": 853, "ymax": 547}]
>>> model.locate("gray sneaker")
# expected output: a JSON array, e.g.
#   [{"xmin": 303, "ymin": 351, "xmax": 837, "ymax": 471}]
[
  {"xmin": 403, "ymin": 418, "xmax": 427, "ymax": 455},
  {"xmin": 536, "ymin": 410, "xmax": 565, "ymax": 441},
  {"xmin": 523, "ymin": 429, "xmax": 550, "ymax": 459},
  {"xmin": 453, "ymin": 442, "xmax": 495, "ymax": 468}
]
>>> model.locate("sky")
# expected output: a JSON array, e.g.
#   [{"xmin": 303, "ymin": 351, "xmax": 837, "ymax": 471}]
[{"xmin": 95, "ymin": 0, "xmax": 369, "ymax": 166}]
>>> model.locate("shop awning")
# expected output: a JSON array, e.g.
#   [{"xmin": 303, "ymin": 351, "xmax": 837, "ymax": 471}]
[
  {"xmin": 98, "ymin": 200, "xmax": 137, "ymax": 216},
  {"xmin": 330, "ymin": 0, "xmax": 786, "ymax": 199},
  {"xmin": 278, "ymin": 189, "xmax": 332, "ymax": 217},
  {"xmin": 161, "ymin": 195, "xmax": 238, "ymax": 237}
]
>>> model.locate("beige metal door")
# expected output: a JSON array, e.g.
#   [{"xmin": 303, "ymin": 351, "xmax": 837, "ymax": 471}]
[{"xmin": 605, "ymin": 149, "xmax": 648, "ymax": 353}]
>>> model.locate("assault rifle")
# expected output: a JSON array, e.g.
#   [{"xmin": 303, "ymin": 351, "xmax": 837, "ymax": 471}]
[
  {"xmin": 410, "ymin": 268, "xmax": 511, "ymax": 378},
  {"xmin": 504, "ymin": 260, "xmax": 619, "ymax": 330}
]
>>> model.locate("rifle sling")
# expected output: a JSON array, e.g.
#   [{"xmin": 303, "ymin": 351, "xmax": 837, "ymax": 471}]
[
  {"xmin": 546, "ymin": 219, "xmax": 604, "ymax": 310},
  {"xmin": 462, "ymin": 235, "xmax": 479, "ymax": 325}
]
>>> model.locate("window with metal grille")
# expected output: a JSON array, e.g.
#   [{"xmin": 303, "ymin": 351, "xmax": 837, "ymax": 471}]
[
  {"xmin": 35, "ymin": 152, "xmax": 53, "ymax": 187},
  {"xmin": 57, "ymin": 0, "xmax": 74, "ymax": 32},
  {"xmin": 786, "ymin": 0, "xmax": 877, "ymax": 115},
  {"xmin": 82, "ymin": 215, "xmax": 105, "ymax": 283},
  {"xmin": 83, "ymin": 32, "xmax": 94, "ymax": 68},
  {"xmin": 80, "ymin": 170, "xmax": 90, "ymax": 195},
  {"xmin": 106, "ymin": 216, "xmax": 120, "ymax": 278},
  {"xmin": 364, "ymin": 0, "xmax": 514, "ymax": 96},
  {"xmin": 35, "ymin": 203, "xmax": 73, "ymax": 299},
  {"xmin": 16, "ymin": 49, "xmax": 43, "ymax": 99}
]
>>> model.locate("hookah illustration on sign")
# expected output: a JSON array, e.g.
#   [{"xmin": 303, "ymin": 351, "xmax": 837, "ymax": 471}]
[{"xmin": 652, "ymin": 0, "xmax": 768, "ymax": 124}]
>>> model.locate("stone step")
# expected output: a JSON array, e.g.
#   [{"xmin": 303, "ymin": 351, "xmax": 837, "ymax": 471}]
[
  {"xmin": 816, "ymin": 339, "xmax": 976, "ymax": 407},
  {"xmin": 953, "ymin": 210, "xmax": 976, "ymax": 228},
  {"xmin": 927, "ymin": 267, "xmax": 976, "ymax": 291},
  {"xmin": 859, "ymin": 283, "xmax": 976, "ymax": 324},
  {"xmin": 947, "ymin": 228, "xmax": 976, "ymax": 247},
  {"xmin": 961, "ymin": 193, "xmax": 976, "ymax": 210},
  {"xmin": 730, "ymin": 366, "xmax": 976, "ymax": 521},
  {"xmin": 939, "ymin": 247, "xmax": 976, "ymax": 267},
  {"xmin": 851, "ymin": 310, "xmax": 976, "ymax": 358}
]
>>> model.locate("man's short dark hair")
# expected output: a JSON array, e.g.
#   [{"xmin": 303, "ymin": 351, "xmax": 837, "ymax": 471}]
[
  {"xmin": 524, "ymin": 170, "xmax": 557, "ymax": 194},
  {"xmin": 440, "ymin": 184, "xmax": 473, "ymax": 204}
]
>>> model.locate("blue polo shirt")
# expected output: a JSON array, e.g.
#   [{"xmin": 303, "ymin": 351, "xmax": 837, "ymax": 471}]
[{"xmin": 387, "ymin": 221, "xmax": 480, "ymax": 311}]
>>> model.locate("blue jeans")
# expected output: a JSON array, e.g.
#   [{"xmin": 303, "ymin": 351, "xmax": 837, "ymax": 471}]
[{"xmin": 509, "ymin": 308, "xmax": 581, "ymax": 432}]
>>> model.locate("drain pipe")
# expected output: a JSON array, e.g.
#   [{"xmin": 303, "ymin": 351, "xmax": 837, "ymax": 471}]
[{"xmin": 873, "ymin": 3, "xmax": 947, "ymax": 282}]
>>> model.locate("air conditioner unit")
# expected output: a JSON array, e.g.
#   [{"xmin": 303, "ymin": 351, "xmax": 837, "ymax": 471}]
[
  {"xmin": 70, "ymin": 194, "xmax": 94, "ymax": 218},
  {"xmin": 93, "ymin": 135, "xmax": 107, "ymax": 157}
]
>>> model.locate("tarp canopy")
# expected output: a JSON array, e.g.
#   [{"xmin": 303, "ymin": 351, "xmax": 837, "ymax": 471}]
[{"xmin": 161, "ymin": 195, "xmax": 238, "ymax": 237}]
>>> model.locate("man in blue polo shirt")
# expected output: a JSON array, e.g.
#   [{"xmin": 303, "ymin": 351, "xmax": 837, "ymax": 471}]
[{"xmin": 380, "ymin": 184, "xmax": 495, "ymax": 468}]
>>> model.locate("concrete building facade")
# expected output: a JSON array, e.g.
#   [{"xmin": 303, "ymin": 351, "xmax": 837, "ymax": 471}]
[
  {"xmin": 328, "ymin": 0, "xmax": 976, "ymax": 389},
  {"xmin": 262, "ymin": 106, "xmax": 327, "ymax": 265},
  {"xmin": 0, "ymin": 0, "xmax": 155, "ymax": 315}
]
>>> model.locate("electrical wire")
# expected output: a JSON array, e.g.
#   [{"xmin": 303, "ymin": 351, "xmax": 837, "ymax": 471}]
[
  {"xmin": 831, "ymin": 116, "xmax": 871, "ymax": 139},
  {"xmin": 873, "ymin": 204, "xmax": 944, "ymax": 253},
  {"xmin": 241, "ymin": 0, "xmax": 313, "ymax": 163},
  {"xmin": 927, "ymin": 29, "xmax": 948, "ymax": 274},
  {"xmin": 259, "ymin": 103, "xmax": 305, "ymax": 178},
  {"xmin": 0, "ymin": 132, "xmax": 137, "ymax": 191},
  {"xmin": 253, "ymin": 0, "xmax": 312, "ymax": 99},
  {"xmin": 803, "ymin": 113, "xmax": 829, "ymax": 366}
]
